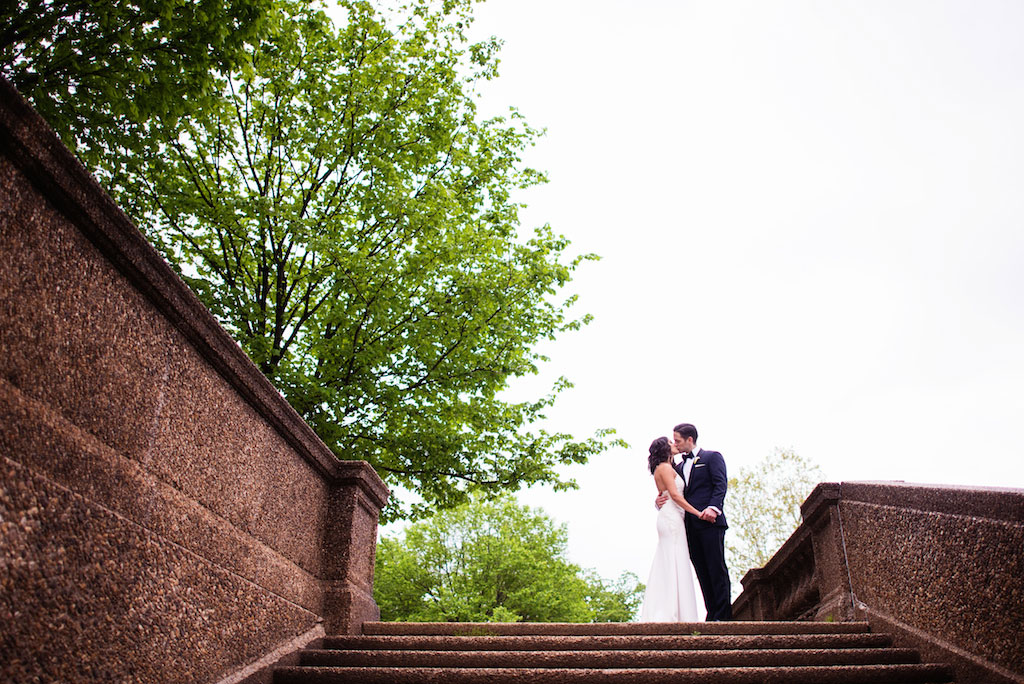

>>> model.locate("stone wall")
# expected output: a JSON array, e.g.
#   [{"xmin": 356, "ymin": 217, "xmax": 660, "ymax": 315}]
[
  {"xmin": 733, "ymin": 481, "xmax": 1024, "ymax": 684},
  {"xmin": 0, "ymin": 77, "xmax": 388, "ymax": 683}
]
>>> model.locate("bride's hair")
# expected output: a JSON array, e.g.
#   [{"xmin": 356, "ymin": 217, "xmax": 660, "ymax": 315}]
[{"xmin": 648, "ymin": 436, "xmax": 672, "ymax": 474}]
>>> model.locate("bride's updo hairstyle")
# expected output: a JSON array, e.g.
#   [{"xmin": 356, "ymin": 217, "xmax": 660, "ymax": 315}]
[{"xmin": 648, "ymin": 436, "xmax": 673, "ymax": 474}]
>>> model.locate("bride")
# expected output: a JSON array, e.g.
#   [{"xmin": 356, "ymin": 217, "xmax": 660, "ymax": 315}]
[{"xmin": 639, "ymin": 436, "xmax": 701, "ymax": 622}]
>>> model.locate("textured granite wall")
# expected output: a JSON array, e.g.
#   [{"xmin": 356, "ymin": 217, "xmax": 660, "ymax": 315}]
[
  {"xmin": 733, "ymin": 481, "xmax": 1024, "ymax": 684},
  {"xmin": 0, "ymin": 78, "xmax": 388, "ymax": 683}
]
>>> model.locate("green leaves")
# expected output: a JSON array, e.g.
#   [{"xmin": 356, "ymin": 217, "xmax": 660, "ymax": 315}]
[
  {"xmin": 1, "ymin": 0, "xmax": 275, "ymax": 170},
  {"xmin": 374, "ymin": 496, "xmax": 644, "ymax": 622},
  {"xmin": 4, "ymin": 0, "xmax": 620, "ymax": 522}
]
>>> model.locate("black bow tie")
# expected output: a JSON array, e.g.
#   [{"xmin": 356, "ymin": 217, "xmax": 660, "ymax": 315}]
[{"xmin": 680, "ymin": 452, "xmax": 695, "ymax": 461}]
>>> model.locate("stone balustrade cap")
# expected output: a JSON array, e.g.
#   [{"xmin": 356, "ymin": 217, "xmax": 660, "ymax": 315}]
[
  {"xmin": 332, "ymin": 460, "xmax": 390, "ymax": 508},
  {"xmin": 837, "ymin": 480, "xmax": 1024, "ymax": 522}
]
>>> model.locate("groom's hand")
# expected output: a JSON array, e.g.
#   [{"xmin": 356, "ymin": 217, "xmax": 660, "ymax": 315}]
[
  {"xmin": 654, "ymin": 493, "xmax": 669, "ymax": 509},
  {"xmin": 699, "ymin": 507, "xmax": 718, "ymax": 522}
]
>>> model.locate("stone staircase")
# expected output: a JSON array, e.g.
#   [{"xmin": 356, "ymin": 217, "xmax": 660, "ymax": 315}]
[{"xmin": 272, "ymin": 621, "xmax": 955, "ymax": 683}]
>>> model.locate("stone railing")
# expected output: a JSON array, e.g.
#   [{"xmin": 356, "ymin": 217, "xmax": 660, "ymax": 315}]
[
  {"xmin": 0, "ymin": 77, "xmax": 388, "ymax": 683},
  {"xmin": 733, "ymin": 481, "xmax": 1024, "ymax": 684}
]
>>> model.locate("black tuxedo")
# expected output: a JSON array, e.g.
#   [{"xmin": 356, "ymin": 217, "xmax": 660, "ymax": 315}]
[{"xmin": 675, "ymin": 448, "xmax": 732, "ymax": 621}]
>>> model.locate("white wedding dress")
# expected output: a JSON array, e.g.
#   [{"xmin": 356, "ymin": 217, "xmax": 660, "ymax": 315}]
[{"xmin": 639, "ymin": 473, "xmax": 698, "ymax": 622}]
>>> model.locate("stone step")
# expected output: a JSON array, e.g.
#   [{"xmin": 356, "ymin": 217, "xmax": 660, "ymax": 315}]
[
  {"xmin": 273, "ymin": 663, "xmax": 954, "ymax": 684},
  {"xmin": 361, "ymin": 620, "xmax": 872, "ymax": 636},
  {"xmin": 275, "ymin": 622, "xmax": 954, "ymax": 684},
  {"xmin": 322, "ymin": 632, "xmax": 895, "ymax": 652},
  {"xmin": 298, "ymin": 647, "xmax": 922, "ymax": 668}
]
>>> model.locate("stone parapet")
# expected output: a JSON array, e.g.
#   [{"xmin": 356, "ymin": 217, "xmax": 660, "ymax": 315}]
[
  {"xmin": 733, "ymin": 480, "xmax": 1024, "ymax": 683},
  {"xmin": 0, "ymin": 77, "xmax": 387, "ymax": 683}
]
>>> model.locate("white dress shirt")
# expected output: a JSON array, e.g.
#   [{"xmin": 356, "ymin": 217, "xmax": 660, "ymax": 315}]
[{"xmin": 680, "ymin": 448, "xmax": 698, "ymax": 484}]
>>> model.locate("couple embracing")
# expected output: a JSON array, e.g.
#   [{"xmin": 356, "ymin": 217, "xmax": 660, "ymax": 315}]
[{"xmin": 639, "ymin": 423, "xmax": 732, "ymax": 622}]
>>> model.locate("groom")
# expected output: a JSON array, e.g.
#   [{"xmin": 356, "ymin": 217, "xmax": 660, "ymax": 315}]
[{"xmin": 656, "ymin": 423, "xmax": 732, "ymax": 621}]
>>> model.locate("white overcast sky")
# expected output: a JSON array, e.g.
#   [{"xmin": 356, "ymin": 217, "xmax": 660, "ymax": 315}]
[{"xmin": 383, "ymin": 1, "xmax": 1024, "ymax": 591}]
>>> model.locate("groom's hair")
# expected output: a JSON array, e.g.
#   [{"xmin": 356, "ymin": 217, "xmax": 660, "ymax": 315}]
[{"xmin": 673, "ymin": 423, "xmax": 698, "ymax": 442}]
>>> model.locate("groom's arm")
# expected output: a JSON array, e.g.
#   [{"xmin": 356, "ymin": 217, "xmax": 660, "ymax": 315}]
[{"xmin": 707, "ymin": 451, "xmax": 727, "ymax": 513}]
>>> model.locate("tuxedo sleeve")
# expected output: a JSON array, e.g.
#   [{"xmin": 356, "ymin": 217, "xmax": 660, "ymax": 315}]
[{"xmin": 708, "ymin": 451, "xmax": 728, "ymax": 512}]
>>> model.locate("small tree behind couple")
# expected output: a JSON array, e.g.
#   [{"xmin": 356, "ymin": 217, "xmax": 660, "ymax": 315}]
[{"xmin": 640, "ymin": 423, "xmax": 732, "ymax": 622}]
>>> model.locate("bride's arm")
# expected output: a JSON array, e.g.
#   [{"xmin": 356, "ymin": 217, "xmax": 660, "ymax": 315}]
[{"xmin": 654, "ymin": 464, "xmax": 701, "ymax": 516}]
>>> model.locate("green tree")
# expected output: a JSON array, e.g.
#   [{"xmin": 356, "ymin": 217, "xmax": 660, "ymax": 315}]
[
  {"xmin": 580, "ymin": 569, "xmax": 646, "ymax": 623},
  {"xmin": 4, "ymin": 0, "xmax": 621, "ymax": 520},
  {"xmin": 374, "ymin": 496, "xmax": 644, "ymax": 622},
  {"xmin": 0, "ymin": 0, "xmax": 273, "ymax": 171},
  {"xmin": 726, "ymin": 448, "xmax": 823, "ymax": 592}
]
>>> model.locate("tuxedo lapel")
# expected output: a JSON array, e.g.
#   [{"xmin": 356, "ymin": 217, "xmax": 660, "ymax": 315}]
[
  {"xmin": 680, "ymin": 450, "xmax": 694, "ymax": 493},
  {"xmin": 684, "ymin": 449, "xmax": 703, "ymax": 494}
]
